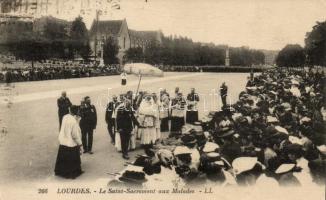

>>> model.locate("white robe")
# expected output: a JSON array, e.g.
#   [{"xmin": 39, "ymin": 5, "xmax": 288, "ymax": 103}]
[{"xmin": 138, "ymin": 99, "xmax": 159, "ymax": 144}]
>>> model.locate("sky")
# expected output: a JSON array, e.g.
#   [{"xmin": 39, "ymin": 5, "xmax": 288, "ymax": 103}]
[{"xmin": 38, "ymin": 0, "xmax": 326, "ymax": 50}]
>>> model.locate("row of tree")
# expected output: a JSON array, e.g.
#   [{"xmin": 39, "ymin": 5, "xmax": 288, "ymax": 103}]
[
  {"xmin": 276, "ymin": 20, "xmax": 326, "ymax": 68},
  {"xmin": 1, "ymin": 16, "xmax": 92, "ymax": 67},
  {"xmin": 124, "ymin": 36, "xmax": 265, "ymax": 66},
  {"xmin": 1, "ymin": 15, "xmax": 266, "ymax": 67}
]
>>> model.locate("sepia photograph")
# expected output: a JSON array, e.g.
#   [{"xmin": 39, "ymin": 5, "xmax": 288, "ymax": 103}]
[{"xmin": 0, "ymin": 0, "xmax": 325, "ymax": 200}]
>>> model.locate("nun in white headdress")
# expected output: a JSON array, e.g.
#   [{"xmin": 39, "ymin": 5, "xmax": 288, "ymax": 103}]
[{"xmin": 138, "ymin": 94, "xmax": 159, "ymax": 152}]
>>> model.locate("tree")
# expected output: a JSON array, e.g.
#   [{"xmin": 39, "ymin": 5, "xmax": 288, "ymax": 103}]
[
  {"xmin": 144, "ymin": 41, "xmax": 162, "ymax": 64},
  {"xmin": 103, "ymin": 37, "xmax": 119, "ymax": 64},
  {"xmin": 79, "ymin": 41, "xmax": 92, "ymax": 61},
  {"xmin": 7, "ymin": 32, "xmax": 49, "ymax": 68},
  {"xmin": 305, "ymin": 21, "xmax": 326, "ymax": 67},
  {"xmin": 70, "ymin": 16, "xmax": 88, "ymax": 42},
  {"xmin": 125, "ymin": 47, "xmax": 144, "ymax": 63},
  {"xmin": 43, "ymin": 19, "xmax": 68, "ymax": 41},
  {"xmin": 70, "ymin": 16, "xmax": 91, "ymax": 60},
  {"xmin": 41, "ymin": 17, "xmax": 72, "ymax": 60},
  {"xmin": 276, "ymin": 44, "xmax": 305, "ymax": 68}
]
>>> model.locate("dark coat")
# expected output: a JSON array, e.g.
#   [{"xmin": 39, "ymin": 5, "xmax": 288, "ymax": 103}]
[
  {"xmin": 187, "ymin": 93, "xmax": 200, "ymax": 110},
  {"xmin": 80, "ymin": 104, "xmax": 97, "ymax": 130},
  {"xmin": 116, "ymin": 105, "xmax": 139, "ymax": 133},
  {"xmin": 220, "ymin": 85, "xmax": 228, "ymax": 97},
  {"xmin": 105, "ymin": 101, "xmax": 119, "ymax": 122},
  {"xmin": 57, "ymin": 97, "xmax": 72, "ymax": 117}
]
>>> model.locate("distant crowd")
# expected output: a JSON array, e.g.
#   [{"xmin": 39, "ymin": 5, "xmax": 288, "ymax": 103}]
[
  {"xmin": 0, "ymin": 64, "xmax": 202, "ymax": 84},
  {"xmin": 158, "ymin": 65, "xmax": 202, "ymax": 72},
  {"xmin": 0, "ymin": 64, "xmax": 121, "ymax": 83},
  {"xmin": 158, "ymin": 65, "xmax": 273, "ymax": 73}
]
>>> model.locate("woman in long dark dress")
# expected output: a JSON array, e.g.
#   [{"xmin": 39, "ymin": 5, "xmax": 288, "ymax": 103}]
[{"xmin": 55, "ymin": 105, "xmax": 84, "ymax": 179}]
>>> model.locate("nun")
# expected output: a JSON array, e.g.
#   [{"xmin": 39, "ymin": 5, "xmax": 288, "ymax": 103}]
[
  {"xmin": 54, "ymin": 105, "xmax": 84, "ymax": 179},
  {"xmin": 138, "ymin": 94, "xmax": 158, "ymax": 152}
]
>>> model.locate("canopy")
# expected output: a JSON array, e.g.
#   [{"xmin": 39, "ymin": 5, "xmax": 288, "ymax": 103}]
[{"xmin": 123, "ymin": 63, "xmax": 164, "ymax": 77}]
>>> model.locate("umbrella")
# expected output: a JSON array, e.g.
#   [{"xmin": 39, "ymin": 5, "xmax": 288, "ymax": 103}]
[{"xmin": 124, "ymin": 63, "xmax": 164, "ymax": 77}]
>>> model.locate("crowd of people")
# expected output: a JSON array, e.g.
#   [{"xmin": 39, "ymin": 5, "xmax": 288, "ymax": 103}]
[
  {"xmin": 158, "ymin": 65, "xmax": 202, "ymax": 72},
  {"xmin": 54, "ymin": 68, "xmax": 325, "ymax": 188},
  {"xmin": 0, "ymin": 64, "xmax": 120, "ymax": 83}
]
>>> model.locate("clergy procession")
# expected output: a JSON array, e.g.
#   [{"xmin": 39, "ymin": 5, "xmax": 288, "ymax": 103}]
[{"xmin": 54, "ymin": 67, "xmax": 326, "ymax": 189}]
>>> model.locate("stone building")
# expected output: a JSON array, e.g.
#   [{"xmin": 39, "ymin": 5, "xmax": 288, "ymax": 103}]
[
  {"xmin": 0, "ymin": 14, "xmax": 33, "ymax": 44},
  {"xmin": 89, "ymin": 19, "xmax": 164, "ymax": 63},
  {"xmin": 33, "ymin": 16, "xmax": 71, "ymax": 36},
  {"xmin": 129, "ymin": 29, "xmax": 163, "ymax": 50},
  {"xmin": 89, "ymin": 19, "xmax": 130, "ymax": 63}
]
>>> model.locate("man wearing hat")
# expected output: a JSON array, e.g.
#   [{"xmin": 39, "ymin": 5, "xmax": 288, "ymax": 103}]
[
  {"xmin": 57, "ymin": 91, "xmax": 72, "ymax": 129},
  {"xmin": 232, "ymin": 157, "xmax": 264, "ymax": 186},
  {"xmin": 173, "ymin": 146, "xmax": 195, "ymax": 179},
  {"xmin": 219, "ymin": 129, "xmax": 242, "ymax": 163},
  {"xmin": 181, "ymin": 134, "xmax": 200, "ymax": 169},
  {"xmin": 275, "ymin": 163, "xmax": 301, "ymax": 186},
  {"xmin": 199, "ymin": 152, "xmax": 228, "ymax": 185},
  {"xmin": 308, "ymin": 145, "xmax": 326, "ymax": 185}
]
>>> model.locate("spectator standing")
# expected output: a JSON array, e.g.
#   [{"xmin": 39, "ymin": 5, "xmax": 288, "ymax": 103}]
[
  {"xmin": 79, "ymin": 96, "xmax": 97, "ymax": 154},
  {"xmin": 57, "ymin": 91, "xmax": 72, "ymax": 129}
]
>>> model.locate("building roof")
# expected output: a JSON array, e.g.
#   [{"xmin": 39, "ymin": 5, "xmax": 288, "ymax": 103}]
[
  {"xmin": 89, "ymin": 20, "xmax": 123, "ymax": 37},
  {"xmin": 34, "ymin": 16, "xmax": 71, "ymax": 25},
  {"xmin": 129, "ymin": 29, "xmax": 162, "ymax": 42}
]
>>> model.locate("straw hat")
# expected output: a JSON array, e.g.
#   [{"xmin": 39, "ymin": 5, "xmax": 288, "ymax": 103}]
[
  {"xmin": 232, "ymin": 157, "xmax": 258, "ymax": 175},
  {"xmin": 275, "ymin": 163, "xmax": 295, "ymax": 174},
  {"xmin": 202, "ymin": 142, "xmax": 220, "ymax": 153},
  {"xmin": 174, "ymin": 146, "xmax": 191, "ymax": 156}
]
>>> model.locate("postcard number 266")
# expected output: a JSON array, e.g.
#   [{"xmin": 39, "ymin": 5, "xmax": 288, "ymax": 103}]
[{"xmin": 38, "ymin": 188, "xmax": 48, "ymax": 194}]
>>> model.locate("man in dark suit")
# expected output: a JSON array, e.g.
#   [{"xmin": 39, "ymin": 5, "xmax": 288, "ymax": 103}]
[
  {"xmin": 116, "ymin": 98, "xmax": 140, "ymax": 159},
  {"xmin": 80, "ymin": 96, "xmax": 97, "ymax": 154},
  {"xmin": 105, "ymin": 95, "xmax": 119, "ymax": 144},
  {"xmin": 57, "ymin": 91, "xmax": 72, "ymax": 129}
]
